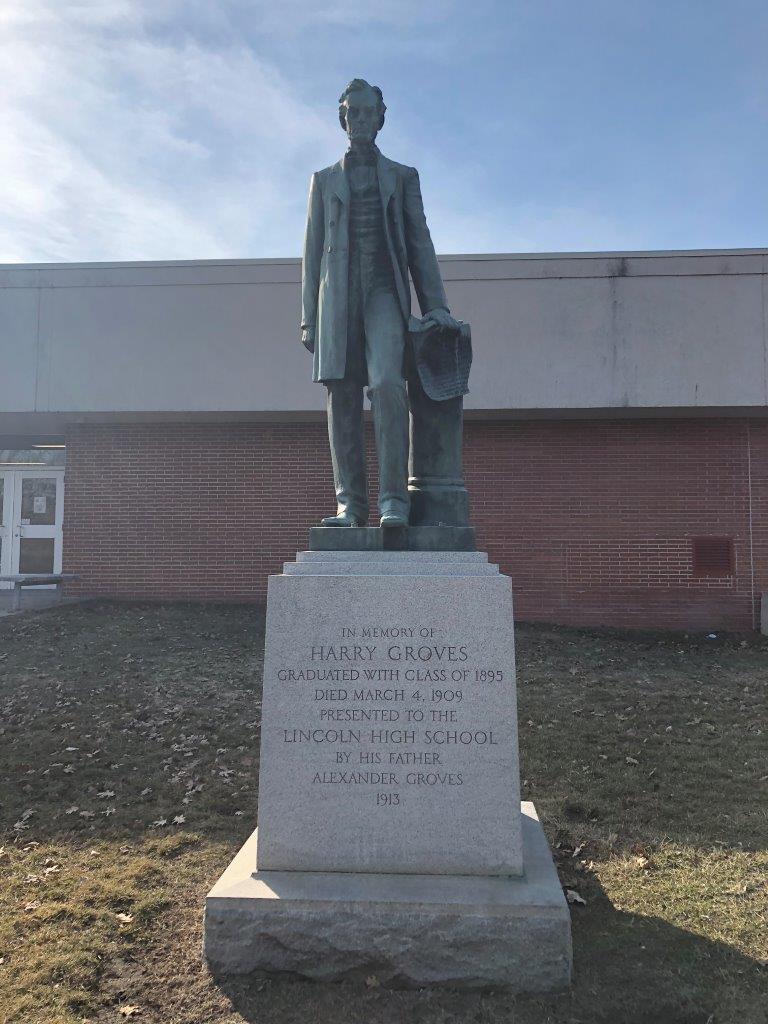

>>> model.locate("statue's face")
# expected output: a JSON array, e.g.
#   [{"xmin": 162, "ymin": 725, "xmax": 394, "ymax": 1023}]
[{"xmin": 342, "ymin": 85, "xmax": 380, "ymax": 144}]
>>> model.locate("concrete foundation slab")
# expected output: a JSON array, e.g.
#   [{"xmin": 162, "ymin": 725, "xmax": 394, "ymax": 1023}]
[
  {"xmin": 203, "ymin": 802, "xmax": 572, "ymax": 991},
  {"xmin": 309, "ymin": 525, "xmax": 476, "ymax": 552}
]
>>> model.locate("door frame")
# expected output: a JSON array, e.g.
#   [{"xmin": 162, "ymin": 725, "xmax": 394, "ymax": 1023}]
[
  {"xmin": 1, "ymin": 467, "xmax": 65, "ymax": 589},
  {"xmin": 0, "ymin": 470, "xmax": 15, "ymax": 588}
]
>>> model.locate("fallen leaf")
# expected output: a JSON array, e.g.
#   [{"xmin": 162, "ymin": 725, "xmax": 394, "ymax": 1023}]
[
  {"xmin": 565, "ymin": 889, "xmax": 587, "ymax": 906},
  {"xmin": 151, "ymin": 818, "xmax": 168, "ymax": 828},
  {"xmin": 172, "ymin": 814, "xmax": 186, "ymax": 825},
  {"xmin": 365, "ymin": 974, "xmax": 380, "ymax": 988},
  {"xmin": 625, "ymin": 756, "xmax": 639, "ymax": 765},
  {"xmin": 117, "ymin": 1007, "xmax": 141, "ymax": 1018},
  {"xmin": 97, "ymin": 791, "xmax": 116, "ymax": 799},
  {"xmin": 116, "ymin": 912, "xmax": 134, "ymax": 924}
]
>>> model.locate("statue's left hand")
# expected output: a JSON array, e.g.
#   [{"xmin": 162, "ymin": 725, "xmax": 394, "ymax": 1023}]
[
  {"xmin": 424, "ymin": 308, "xmax": 460, "ymax": 331},
  {"xmin": 301, "ymin": 326, "xmax": 315, "ymax": 353}
]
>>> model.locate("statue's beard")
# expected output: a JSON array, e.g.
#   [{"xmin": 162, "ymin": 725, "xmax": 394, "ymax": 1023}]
[{"xmin": 347, "ymin": 127, "xmax": 377, "ymax": 144}]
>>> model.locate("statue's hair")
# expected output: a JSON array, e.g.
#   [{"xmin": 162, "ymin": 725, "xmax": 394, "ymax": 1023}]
[{"xmin": 338, "ymin": 78, "xmax": 386, "ymax": 131}]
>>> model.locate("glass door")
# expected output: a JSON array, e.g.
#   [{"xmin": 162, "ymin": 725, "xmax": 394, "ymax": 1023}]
[{"xmin": 9, "ymin": 470, "xmax": 64, "ymax": 585}]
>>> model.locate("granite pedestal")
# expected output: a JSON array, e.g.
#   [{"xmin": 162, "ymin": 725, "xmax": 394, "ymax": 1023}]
[
  {"xmin": 204, "ymin": 803, "xmax": 571, "ymax": 989},
  {"xmin": 203, "ymin": 550, "xmax": 572, "ymax": 989}
]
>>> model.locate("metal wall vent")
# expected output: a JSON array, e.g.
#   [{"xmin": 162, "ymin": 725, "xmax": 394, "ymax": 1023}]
[{"xmin": 692, "ymin": 537, "xmax": 734, "ymax": 577}]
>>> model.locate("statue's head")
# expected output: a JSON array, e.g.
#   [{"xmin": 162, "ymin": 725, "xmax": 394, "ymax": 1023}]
[{"xmin": 338, "ymin": 79, "xmax": 386, "ymax": 144}]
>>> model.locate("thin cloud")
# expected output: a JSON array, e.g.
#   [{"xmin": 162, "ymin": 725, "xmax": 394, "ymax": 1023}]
[
  {"xmin": 1, "ymin": 1, "xmax": 765, "ymax": 262},
  {"xmin": 0, "ymin": 0, "xmax": 338, "ymax": 261},
  {"xmin": 427, "ymin": 196, "xmax": 638, "ymax": 255}
]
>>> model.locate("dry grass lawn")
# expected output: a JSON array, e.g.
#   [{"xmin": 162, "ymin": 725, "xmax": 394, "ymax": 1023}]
[{"xmin": 0, "ymin": 602, "xmax": 766, "ymax": 1024}]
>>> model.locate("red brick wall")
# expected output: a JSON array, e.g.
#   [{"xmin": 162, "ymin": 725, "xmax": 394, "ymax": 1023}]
[
  {"xmin": 747, "ymin": 420, "xmax": 768, "ymax": 629},
  {"xmin": 467, "ymin": 418, "xmax": 767, "ymax": 631},
  {"xmin": 62, "ymin": 417, "xmax": 768, "ymax": 631}
]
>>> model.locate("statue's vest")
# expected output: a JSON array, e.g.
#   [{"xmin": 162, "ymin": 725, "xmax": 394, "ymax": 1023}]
[{"xmin": 347, "ymin": 163, "xmax": 392, "ymax": 289}]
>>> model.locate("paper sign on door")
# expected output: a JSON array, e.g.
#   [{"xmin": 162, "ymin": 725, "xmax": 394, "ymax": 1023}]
[{"xmin": 33, "ymin": 496, "xmax": 46, "ymax": 514}]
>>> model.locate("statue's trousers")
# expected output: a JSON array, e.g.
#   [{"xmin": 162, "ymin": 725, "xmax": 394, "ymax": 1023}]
[{"xmin": 325, "ymin": 251, "xmax": 409, "ymax": 521}]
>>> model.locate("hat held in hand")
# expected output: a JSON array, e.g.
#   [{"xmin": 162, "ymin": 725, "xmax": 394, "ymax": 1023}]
[{"xmin": 408, "ymin": 315, "xmax": 472, "ymax": 402}]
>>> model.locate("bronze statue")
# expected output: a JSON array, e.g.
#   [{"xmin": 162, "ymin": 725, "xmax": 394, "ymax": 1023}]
[{"xmin": 301, "ymin": 79, "xmax": 470, "ymax": 530}]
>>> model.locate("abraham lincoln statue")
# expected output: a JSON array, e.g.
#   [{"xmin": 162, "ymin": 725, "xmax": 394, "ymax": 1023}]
[{"xmin": 301, "ymin": 78, "xmax": 470, "ymax": 530}]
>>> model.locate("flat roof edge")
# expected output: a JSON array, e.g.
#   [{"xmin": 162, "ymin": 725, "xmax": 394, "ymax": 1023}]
[
  {"xmin": 2, "ymin": 407, "xmax": 767, "ymax": 434},
  {"xmin": 0, "ymin": 247, "xmax": 766, "ymax": 271}
]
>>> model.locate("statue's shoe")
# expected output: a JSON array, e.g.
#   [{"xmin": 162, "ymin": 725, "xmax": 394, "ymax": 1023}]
[
  {"xmin": 379, "ymin": 510, "xmax": 408, "ymax": 528},
  {"xmin": 320, "ymin": 511, "xmax": 365, "ymax": 527}
]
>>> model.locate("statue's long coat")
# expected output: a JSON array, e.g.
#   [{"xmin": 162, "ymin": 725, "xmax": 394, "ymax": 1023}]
[{"xmin": 301, "ymin": 149, "xmax": 448, "ymax": 383}]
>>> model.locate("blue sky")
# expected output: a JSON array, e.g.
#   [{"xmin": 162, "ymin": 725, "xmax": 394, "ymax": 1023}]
[{"xmin": 1, "ymin": 0, "xmax": 766, "ymax": 262}]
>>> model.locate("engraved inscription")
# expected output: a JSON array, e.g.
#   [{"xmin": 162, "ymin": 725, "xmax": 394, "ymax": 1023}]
[{"xmin": 276, "ymin": 623, "xmax": 506, "ymax": 806}]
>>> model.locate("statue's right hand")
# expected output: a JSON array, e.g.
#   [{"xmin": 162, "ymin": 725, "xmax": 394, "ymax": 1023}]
[{"xmin": 301, "ymin": 326, "xmax": 315, "ymax": 353}]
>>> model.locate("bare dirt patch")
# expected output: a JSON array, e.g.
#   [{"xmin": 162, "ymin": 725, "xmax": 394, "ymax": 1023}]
[{"xmin": 1, "ymin": 602, "xmax": 766, "ymax": 1024}]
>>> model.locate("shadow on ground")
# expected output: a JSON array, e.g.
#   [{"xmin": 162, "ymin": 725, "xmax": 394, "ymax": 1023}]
[{"xmin": 212, "ymin": 882, "xmax": 767, "ymax": 1024}]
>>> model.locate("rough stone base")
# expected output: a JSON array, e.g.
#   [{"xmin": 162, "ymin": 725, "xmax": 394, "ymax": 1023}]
[{"xmin": 203, "ymin": 803, "xmax": 572, "ymax": 991}]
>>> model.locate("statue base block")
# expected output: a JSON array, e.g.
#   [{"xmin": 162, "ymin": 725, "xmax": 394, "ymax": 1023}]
[
  {"xmin": 203, "ymin": 803, "xmax": 572, "ymax": 991},
  {"xmin": 309, "ymin": 525, "xmax": 476, "ymax": 552}
]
